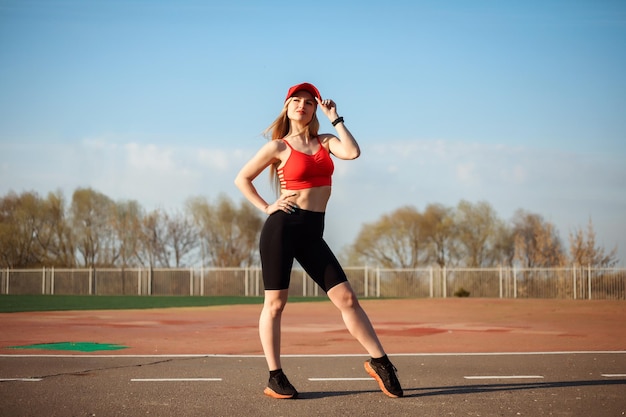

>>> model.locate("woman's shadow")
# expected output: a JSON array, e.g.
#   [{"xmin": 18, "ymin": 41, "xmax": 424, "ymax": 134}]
[{"xmin": 297, "ymin": 378, "xmax": 626, "ymax": 399}]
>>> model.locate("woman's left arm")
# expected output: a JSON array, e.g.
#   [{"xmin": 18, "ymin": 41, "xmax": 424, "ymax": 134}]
[{"xmin": 316, "ymin": 97, "xmax": 361, "ymax": 160}]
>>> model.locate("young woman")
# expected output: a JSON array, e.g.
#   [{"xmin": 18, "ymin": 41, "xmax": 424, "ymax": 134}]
[{"xmin": 234, "ymin": 82, "xmax": 403, "ymax": 399}]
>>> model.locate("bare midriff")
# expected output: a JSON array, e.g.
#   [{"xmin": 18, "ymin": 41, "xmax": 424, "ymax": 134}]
[{"xmin": 282, "ymin": 186, "xmax": 331, "ymax": 213}]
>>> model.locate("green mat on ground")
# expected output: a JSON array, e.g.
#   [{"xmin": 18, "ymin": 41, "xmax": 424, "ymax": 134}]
[{"xmin": 8, "ymin": 342, "xmax": 128, "ymax": 352}]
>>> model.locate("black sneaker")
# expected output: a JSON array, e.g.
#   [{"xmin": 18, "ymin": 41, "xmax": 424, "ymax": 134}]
[
  {"xmin": 364, "ymin": 359, "xmax": 403, "ymax": 398},
  {"xmin": 264, "ymin": 371, "xmax": 299, "ymax": 399}
]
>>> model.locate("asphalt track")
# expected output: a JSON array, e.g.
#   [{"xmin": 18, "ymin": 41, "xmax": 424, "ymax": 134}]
[
  {"xmin": 1, "ymin": 299, "xmax": 626, "ymax": 416},
  {"xmin": 1, "ymin": 352, "xmax": 625, "ymax": 416}
]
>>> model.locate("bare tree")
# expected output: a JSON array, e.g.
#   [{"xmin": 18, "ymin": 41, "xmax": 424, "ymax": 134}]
[
  {"xmin": 421, "ymin": 203, "xmax": 456, "ymax": 268},
  {"xmin": 136, "ymin": 209, "xmax": 170, "ymax": 267},
  {"xmin": 111, "ymin": 200, "xmax": 144, "ymax": 267},
  {"xmin": 491, "ymin": 221, "xmax": 516, "ymax": 266},
  {"xmin": 512, "ymin": 210, "xmax": 566, "ymax": 267},
  {"xmin": 0, "ymin": 190, "xmax": 76, "ymax": 268},
  {"xmin": 231, "ymin": 201, "xmax": 264, "ymax": 267},
  {"xmin": 0, "ymin": 191, "xmax": 44, "ymax": 267},
  {"xmin": 350, "ymin": 201, "xmax": 545, "ymax": 269},
  {"xmin": 454, "ymin": 200, "xmax": 503, "ymax": 267},
  {"xmin": 569, "ymin": 218, "xmax": 618, "ymax": 267},
  {"xmin": 70, "ymin": 188, "xmax": 118, "ymax": 267},
  {"xmin": 187, "ymin": 195, "xmax": 263, "ymax": 267},
  {"xmin": 40, "ymin": 191, "xmax": 75, "ymax": 267},
  {"xmin": 351, "ymin": 206, "xmax": 428, "ymax": 268},
  {"xmin": 165, "ymin": 210, "xmax": 200, "ymax": 267}
]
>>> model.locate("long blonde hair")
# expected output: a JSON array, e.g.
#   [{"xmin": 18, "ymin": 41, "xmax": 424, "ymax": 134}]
[{"xmin": 263, "ymin": 97, "xmax": 320, "ymax": 193}]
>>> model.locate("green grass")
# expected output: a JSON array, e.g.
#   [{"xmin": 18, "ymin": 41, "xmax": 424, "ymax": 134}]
[{"xmin": 0, "ymin": 294, "xmax": 330, "ymax": 313}]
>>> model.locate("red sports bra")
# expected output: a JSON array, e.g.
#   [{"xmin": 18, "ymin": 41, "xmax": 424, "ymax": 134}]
[{"xmin": 277, "ymin": 137, "xmax": 334, "ymax": 190}]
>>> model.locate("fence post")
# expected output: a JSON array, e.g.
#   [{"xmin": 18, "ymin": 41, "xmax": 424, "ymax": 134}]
[
  {"xmin": 441, "ymin": 266, "xmax": 448, "ymax": 298},
  {"xmin": 499, "ymin": 266, "xmax": 503, "ymax": 299},
  {"xmin": 572, "ymin": 266, "xmax": 577, "ymax": 300},
  {"xmin": 364, "ymin": 266, "xmax": 369, "ymax": 298},
  {"xmin": 587, "ymin": 265, "xmax": 591, "ymax": 300},
  {"xmin": 189, "ymin": 267, "xmax": 193, "ymax": 296},
  {"xmin": 429, "ymin": 266, "xmax": 433, "ymax": 298},
  {"xmin": 243, "ymin": 266, "xmax": 250, "ymax": 297},
  {"xmin": 376, "ymin": 266, "xmax": 380, "ymax": 298},
  {"xmin": 200, "ymin": 266, "xmax": 205, "ymax": 296},
  {"xmin": 255, "ymin": 268, "xmax": 260, "ymax": 296},
  {"xmin": 148, "ymin": 268, "xmax": 152, "ymax": 296},
  {"xmin": 6, "ymin": 266, "xmax": 623, "ymax": 299},
  {"xmin": 513, "ymin": 266, "xmax": 517, "ymax": 299}
]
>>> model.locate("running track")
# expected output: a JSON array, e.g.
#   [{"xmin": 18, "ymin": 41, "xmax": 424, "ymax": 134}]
[{"xmin": 1, "ymin": 299, "xmax": 625, "ymax": 416}]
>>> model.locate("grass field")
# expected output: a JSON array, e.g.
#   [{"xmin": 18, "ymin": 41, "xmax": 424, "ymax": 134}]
[{"xmin": 0, "ymin": 295, "xmax": 330, "ymax": 313}]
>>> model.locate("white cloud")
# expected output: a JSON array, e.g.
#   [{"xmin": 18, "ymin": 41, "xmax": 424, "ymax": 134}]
[
  {"xmin": 510, "ymin": 165, "xmax": 527, "ymax": 184},
  {"xmin": 125, "ymin": 143, "xmax": 175, "ymax": 171},
  {"xmin": 82, "ymin": 137, "xmax": 119, "ymax": 151},
  {"xmin": 196, "ymin": 148, "xmax": 231, "ymax": 171},
  {"xmin": 456, "ymin": 162, "xmax": 477, "ymax": 184}
]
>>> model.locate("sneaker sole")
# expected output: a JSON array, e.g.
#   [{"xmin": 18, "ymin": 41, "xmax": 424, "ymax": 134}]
[
  {"xmin": 263, "ymin": 387, "xmax": 298, "ymax": 399},
  {"xmin": 364, "ymin": 361, "xmax": 401, "ymax": 398}
]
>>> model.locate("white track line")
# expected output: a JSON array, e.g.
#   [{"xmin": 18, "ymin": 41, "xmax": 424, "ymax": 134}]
[
  {"xmin": 309, "ymin": 377, "xmax": 372, "ymax": 381},
  {"xmin": 1, "ymin": 351, "xmax": 624, "ymax": 358},
  {"xmin": 0, "ymin": 378, "xmax": 43, "ymax": 382},
  {"xmin": 601, "ymin": 374, "xmax": 626, "ymax": 378},
  {"xmin": 131, "ymin": 378, "xmax": 222, "ymax": 382},
  {"xmin": 464, "ymin": 375, "xmax": 544, "ymax": 380}
]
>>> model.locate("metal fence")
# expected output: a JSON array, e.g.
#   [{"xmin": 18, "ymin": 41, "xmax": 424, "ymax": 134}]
[{"xmin": 1, "ymin": 266, "xmax": 624, "ymax": 300}]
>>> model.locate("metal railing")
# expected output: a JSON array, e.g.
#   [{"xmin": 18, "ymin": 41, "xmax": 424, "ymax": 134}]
[{"xmin": 1, "ymin": 266, "xmax": 624, "ymax": 300}]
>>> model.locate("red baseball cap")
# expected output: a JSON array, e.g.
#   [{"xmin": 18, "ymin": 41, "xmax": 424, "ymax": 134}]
[{"xmin": 285, "ymin": 82, "xmax": 321, "ymax": 102}]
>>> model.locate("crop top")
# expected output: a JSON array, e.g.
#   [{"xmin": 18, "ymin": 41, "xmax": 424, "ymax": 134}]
[{"xmin": 277, "ymin": 137, "xmax": 334, "ymax": 190}]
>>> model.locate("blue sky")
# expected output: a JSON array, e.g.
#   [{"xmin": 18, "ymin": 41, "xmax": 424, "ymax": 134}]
[{"xmin": 1, "ymin": 0, "xmax": 625, "ymax": 264}]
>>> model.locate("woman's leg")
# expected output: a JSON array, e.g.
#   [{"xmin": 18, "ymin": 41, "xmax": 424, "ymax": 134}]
[
  {"xmin": 326, "ymin": 281, "xmax": 385, "ymax": 358},
  {"xmin": 259, "ymin": 289, "xmax": 290, "ymax": 371},
  {"xmin": 327, "ymin": 281, "xmax": 404, "ymax": 398},
  {"xmin": 260, "ymin": 288, "xmax": 299, "ymax": 399}
]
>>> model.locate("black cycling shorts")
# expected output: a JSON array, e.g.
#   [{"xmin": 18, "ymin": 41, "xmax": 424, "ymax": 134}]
[{"xmin": 259, "ymin": 208, "xmax": 348, "ymax": 292}]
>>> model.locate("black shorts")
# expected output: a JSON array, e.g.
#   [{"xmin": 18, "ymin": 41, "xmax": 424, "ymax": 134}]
[{"xmin": 259, "ymin": 208, "xmax": 348, "ymax": 292}]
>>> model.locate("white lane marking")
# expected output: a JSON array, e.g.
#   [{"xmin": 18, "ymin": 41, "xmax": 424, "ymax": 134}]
[
  {"xmin": 0, "ymin": 378, "xmax": 43, "ymax": 382},
  {"xmin": 309, "ymin": 377, "xmax": 372, "ymax": 381},
  {"xmin": 1, "ymin": 351, "xmax": 624, "ymax": 358},
  {"xmin": 601, "ymin": 374, "xmax": 626, "ymax": 378},
  {"xmin": 131, "ymin": 378, "xmax": 222, "ymax": 382},
  {"xmin": 464, "ymin": 375, "xmax": 544, "ymax": 380}
]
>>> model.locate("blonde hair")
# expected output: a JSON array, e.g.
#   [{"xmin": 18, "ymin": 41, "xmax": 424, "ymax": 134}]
[{"xmin": 263, "ymin": 97, "xmax": 320, "ymax": 193}]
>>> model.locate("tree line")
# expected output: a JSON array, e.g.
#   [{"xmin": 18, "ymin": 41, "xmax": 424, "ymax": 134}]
[
  {"xmin": 0, "ymin": 188, "xmax": 261, "ymax": 269},
  {"xmin": 0, "ymin": 188, "xmax": 619, "ymax": 269},
  {"xmin": 346, "ymin": 201, "xmax": 618, "ymax": 268}
]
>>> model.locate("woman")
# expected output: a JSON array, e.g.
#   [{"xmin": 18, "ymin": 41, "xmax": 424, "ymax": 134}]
[{"xmin": 234, "ymin": 82, "xmax": 403, "ymax": 399}]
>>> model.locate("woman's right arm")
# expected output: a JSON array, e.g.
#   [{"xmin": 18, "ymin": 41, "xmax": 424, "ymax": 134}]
[
  {"xmin": 235, "ymin": 140, "xmax": 297, "ymax": 215},
  {"xmin": 234, "ymin": 141, "xmax": 280, "ymax": 214}
]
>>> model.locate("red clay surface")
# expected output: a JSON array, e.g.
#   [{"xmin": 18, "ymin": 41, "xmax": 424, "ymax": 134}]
[{"xmin": 1, "ymin": 299, "xmax": 625, "ymax": 355}]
